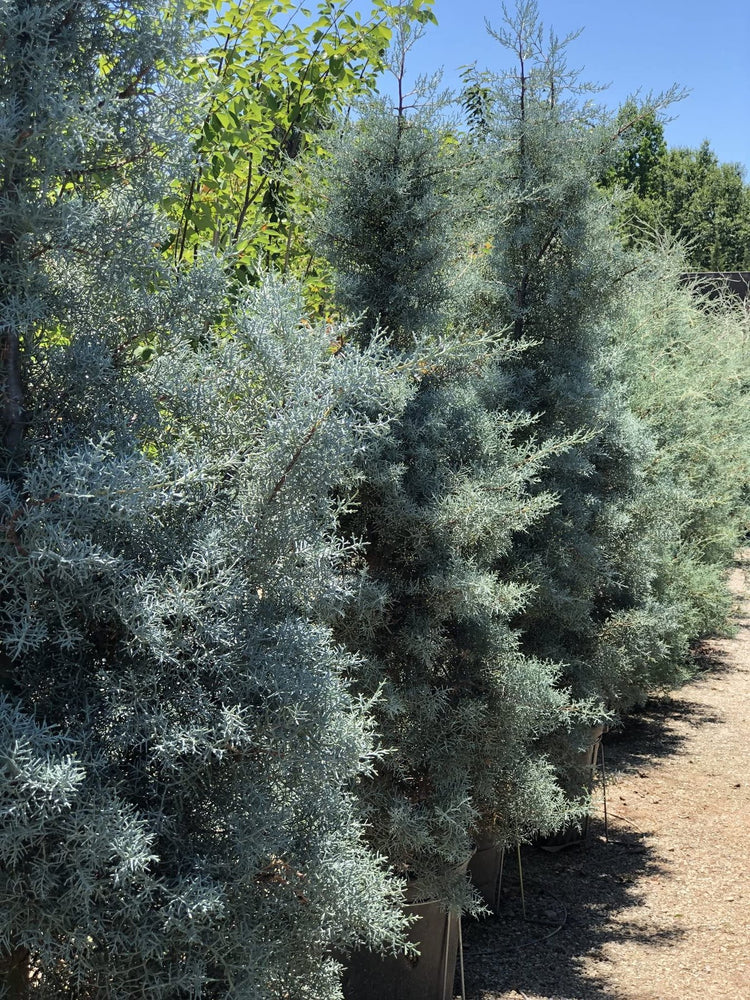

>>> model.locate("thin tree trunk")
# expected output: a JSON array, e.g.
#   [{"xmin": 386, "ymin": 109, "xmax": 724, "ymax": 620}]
[{"xmin": 1, "ymin": 325, "xmax": 26, "ymax": 471}]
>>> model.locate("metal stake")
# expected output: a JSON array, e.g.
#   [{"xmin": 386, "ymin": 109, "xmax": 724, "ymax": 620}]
[
  {"xmin": 458, "ymin": 916, "xmax": 466, "ymax": 1000},
  {"xmin": 516, "ymin": 842, "xmax": 527, "ymax": 921},
  {"xmin": 600, "ymin": 734, "xmax": 609, "ymax": 843}
]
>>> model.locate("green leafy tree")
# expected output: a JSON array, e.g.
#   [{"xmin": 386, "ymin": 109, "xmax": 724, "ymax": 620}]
[
  {"xmin": 652, "ymin": 142, "xmax": 750, "ymax": 270},
  {"xmin": 602, "ymin": 103, "xmax": 668, "ymax": 200},
  {"xmin": 603, "ymin": 112, "xmax": 750, "ymax": 270},
  {"xmin": 0, "ymin": 3, "xmax": 414, "ymax": 995},
  {"xmin": 167, "ymin": 0, "xmax": 436, "ymax": 297}
]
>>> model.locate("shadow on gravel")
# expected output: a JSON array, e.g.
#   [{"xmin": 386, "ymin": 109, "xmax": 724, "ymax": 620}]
[
  {"xmin": 690, "ymin": 637, "xmax": 741, "ymax": 678},
  {"xmin": 456, "ymin": 688, "xmax": 724, "ymax": 1000},
  {"xmin": 458, "ymin": 819, "xmax": 677, "ymax": 1000},
  {"xmin": 602, "ymin": 694, "xmax": 724, "ymax": 776}
]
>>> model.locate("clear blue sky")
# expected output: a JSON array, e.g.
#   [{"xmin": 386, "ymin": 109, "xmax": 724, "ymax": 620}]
[{"xmin": 377, "ymin": 0, "xmax": 750, "ymax": 173}]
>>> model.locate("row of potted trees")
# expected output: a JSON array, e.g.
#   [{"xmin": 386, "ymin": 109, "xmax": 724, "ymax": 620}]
[
  {"xmin": 310, "ymin": 6, "xmax": 749, "ymax": 996},
  {"xmin": 1, "ymin": 2, "xmax": 747, "ymax": 997}
]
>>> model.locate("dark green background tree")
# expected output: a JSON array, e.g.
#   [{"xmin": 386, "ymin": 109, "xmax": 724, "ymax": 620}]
[{"xmin": 603, "ymin": 107, "xmax": 750, "ymax": 270}]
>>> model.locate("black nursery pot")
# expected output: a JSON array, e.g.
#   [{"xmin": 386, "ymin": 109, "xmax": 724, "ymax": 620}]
[
  {"xmin": 536, "ymin": 723, "xmax": 605, "ymax": 852},
  {"xmin": 467, "ymin": 837, "xmax": 505, "ymax": 915},
  {"xmin": 340, "ymin": 864, "xmax": 468, "ymax": 1000}
]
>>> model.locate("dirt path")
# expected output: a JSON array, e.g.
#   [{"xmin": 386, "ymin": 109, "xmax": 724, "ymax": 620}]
[{"xmin": 459, "ymin": 551, "xmax": 750, "ymax": 1000}]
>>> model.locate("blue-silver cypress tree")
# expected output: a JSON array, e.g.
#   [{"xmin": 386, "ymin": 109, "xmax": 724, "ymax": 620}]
[
  {"xmin": 616, "ymin": 239, "xmax": 750, "ymax": 643},
  {"xmin": 466, "ymin": 2, "xmax": 691, "ymax": 718},
  {"xmin": 0, "ymin": 4, "xmax": 410, "ymax": 996},
  {"xmin": 313, "ymin": 93, "xmax": 573, "ymax": 906}
]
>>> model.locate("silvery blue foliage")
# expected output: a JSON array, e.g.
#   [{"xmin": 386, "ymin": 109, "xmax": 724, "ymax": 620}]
[
  {"xmin": 332, "ymin": 356, "xmax": 576, "ymax": 903},
  {"xmin": 313, "ymin": 94, "xmax": 467, "ymax": 347},
  {"xmin": 1, "ymin": 279, "xmax": 412, "ymax": 997},
  {"xmin": 1, "ymin": 3, "xmax": 410, "ymax": 996},
  {"xmin": 314, "ymin": 95, "xmax": 575, "ymax": 906},
  {"xmin": 467, "ymin": 1, "xmax": 695, "ymax": 717},
  {"xmin": 615, "ymin": 241, "xmax": 750, "ymax": 644}
]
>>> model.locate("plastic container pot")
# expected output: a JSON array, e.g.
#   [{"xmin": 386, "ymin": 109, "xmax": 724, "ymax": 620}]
[
  {"xmin": 340, "ymin": 864, "xmax": 468, "ymax": 1000},
  {"xmin": 467, "ymin": 838, "xmax": 505, "ymax": 915}
]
